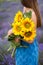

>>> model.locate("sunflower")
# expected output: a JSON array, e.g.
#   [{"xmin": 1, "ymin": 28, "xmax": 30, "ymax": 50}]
[
  {"xmin": 11, "ymin": 11, "xmax": 23, "ymax": 27},
  {"xmin": 12, "ymin": 23, "xmax": 22, "ymax": 35},
  {"xmin": 11, "ymin": 22, "xmax": 15, "ymax": 27},
  {"xmin": 21, "ymin": 17, "xmax": 35, "ymax": 31},
  {"xmin": 11, "ymin": 19, "xmax": 22, "ymax": 27},
  {"xmin": 14, "ymin": 11, "xmax": 23, "ymax": 23},
  {"xmin": 22, "ymin": 30, "xmax": 36, "ymax": 41}
]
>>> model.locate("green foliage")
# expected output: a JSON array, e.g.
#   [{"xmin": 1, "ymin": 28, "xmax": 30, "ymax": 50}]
[
  {"xmin": 8, "ymin": 34, "xmax": 15, "ymax": 41},
  {"xmin": 0, "ymin": 0, "xmax": 20, "ymax": 2},
  {"xmin": 0, "ymin": 0, "xmax": 5, "ymax": 2},
  {"xmin": 0, "ymin": 55, "xmax": 3, "ymax": 62},
  {"xmin": 23, "ymin": 11, "xmax": 32, "ymax": 18}
]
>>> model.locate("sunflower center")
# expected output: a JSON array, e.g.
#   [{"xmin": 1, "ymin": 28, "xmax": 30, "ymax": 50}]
[
  {"xmin": 16, "ymin": 26, "xmax": 21, "ymax": 31},
  {"xmin": 24, "ymin": 31, "xmax": 32, "ymax": 37},
  {"xmin": 24, "ymin": 22, "xmax": 31, "ymax": 28}
]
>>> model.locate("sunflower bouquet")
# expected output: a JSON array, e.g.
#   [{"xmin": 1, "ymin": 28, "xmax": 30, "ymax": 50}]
[{"xmin": 8, "ymin": 11, "xmax": 36, "ymax": 57}]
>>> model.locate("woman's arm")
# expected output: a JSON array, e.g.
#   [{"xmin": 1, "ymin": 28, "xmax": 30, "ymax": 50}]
[
  {"xmin": 31, "ymin": 10, "xmax": 37, "ymax": 29},
  {"xmin": 28, "ymin": 10, "xmax": 37, "ymax": 43},
  {"xmin": 23, "ymin": 8, "xmax": 37, "ymax": 44}
]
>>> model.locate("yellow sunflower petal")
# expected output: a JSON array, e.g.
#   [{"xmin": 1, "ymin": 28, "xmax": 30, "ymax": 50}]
[
  {"xmin": 23, "ymin": 30, "xmax": 36, "ymax": 41},
  {"xmin": 14, "ymin": 11, "xmax": 23, "ymax": 22},
  {"xmin": 12, "ymin": 23, "xmax": 22, "ymax": 35},
  {"xmin": 21, "ymin": 17, "xmax": 35, "ymax": 32}
]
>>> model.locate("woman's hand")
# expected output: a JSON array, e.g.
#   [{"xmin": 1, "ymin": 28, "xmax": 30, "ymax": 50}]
[
  {"xmin": 23, "ymin": 39, "xmax": 34, "ymax": 44},
  {"xmin": 27, "ymin": 39, "xmax": 34, "ymax": 44},
  {"xmin": 14, "ymin": 37, "xmax": 20, "ymax": 43},
  {"xmin": 8, "ymin": 29, "xmax": 13, "ymax": 36}
]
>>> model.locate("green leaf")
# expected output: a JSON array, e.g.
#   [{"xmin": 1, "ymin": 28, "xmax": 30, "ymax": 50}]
[
  {"xmin": 8, "ymin": 34, "xmax": 15, "ymax": 41},
  {"xmin": 7, "ymin": 46, "xmax": 12, "ymax": 51},
  {"xmin": 11, "ymin": 41, "xmax": 20, "ymax": 47},
  {"xmin": 23, "ymin": 11, "xmax": 32, "ymax": 18},
  {"xmin": 11, "ymin": 48, "xmax": 15, "ymax": 57}
]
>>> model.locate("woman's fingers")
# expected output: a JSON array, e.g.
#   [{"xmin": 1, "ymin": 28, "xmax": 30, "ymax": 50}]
[
  {"xmin": 23, "ymin": 39, "xmax": 34, "ymax": 44},
  {"xmin": 15, "ymin": 38, "xmax": 20, "ymax": 43}
]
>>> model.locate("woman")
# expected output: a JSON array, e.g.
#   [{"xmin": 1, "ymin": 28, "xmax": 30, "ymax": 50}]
[{"xmin": 8, "ymin": 0, "xmax": 41, "ymax": 65}]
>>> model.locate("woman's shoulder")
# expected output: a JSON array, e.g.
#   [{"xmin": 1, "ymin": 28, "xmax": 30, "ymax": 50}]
[
  {"xmin": 25, "ymin": 8, "xmax": 37, "ymax": 20},
  {"xmin": 29, "ymin": 9, "xmax": 36, "ymax": 17},
  {"xmin": 28, "ymin": 8, "xmax": 37, "ymax": 28},
  {"xmin": 30, "ymin": 9, "xmax": 37, "ymax": 24}
]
